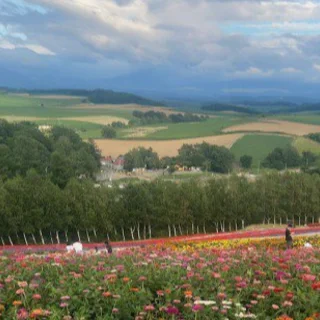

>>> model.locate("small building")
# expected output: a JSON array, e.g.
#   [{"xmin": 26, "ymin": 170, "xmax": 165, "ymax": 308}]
[
  {"xmin": 114, "ymin": 156, "xmax": 125, "ymax": 171},
  {"xmin": 101, "ymin": 156, "xmax": 113, "ymax": 168}
]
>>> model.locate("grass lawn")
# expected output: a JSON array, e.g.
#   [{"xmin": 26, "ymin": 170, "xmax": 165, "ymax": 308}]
[
  {"xmin": 231, "ymin": 134, "xmax": 293, "ymax": 168},
  {"xmin": 293, "ymin": 137, "xmax": 320, "ymax": 155},
  {"xmin": 142, "ymin": 116, "xmax": 254, "ymax": 140}
]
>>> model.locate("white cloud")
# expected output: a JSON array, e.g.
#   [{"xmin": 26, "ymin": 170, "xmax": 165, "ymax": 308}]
[
  {"xmin": 0, "ymin": 40, "xmax": 55, "ymax": 55},
  {"xmin": 230, "ymin": 67, "xmax": 274, "ymax": 78},
  {"xmin": 21, "ymin": 44, "xmax": 55, "ymax": 55},
  {"xmin": 281, "ymin": 67, "xmax": 300, "ymax": 73},
  {"xmin": 314, "ymin": 64, "xmax": 320, "ymax": 72},
  {"xmin": 0, "ymin": 39, "xmax": 15, "ymax": 50}
]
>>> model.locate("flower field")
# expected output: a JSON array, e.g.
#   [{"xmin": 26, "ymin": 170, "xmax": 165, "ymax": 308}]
[{"xmin": 1, "ymin": 237, "xmax": 320, "ymax": 320}]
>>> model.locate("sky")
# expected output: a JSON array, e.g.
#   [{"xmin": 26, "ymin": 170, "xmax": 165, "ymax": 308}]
[{"xmin": 0, "ymin": 0, "xmax": 320, "ymax": 100}]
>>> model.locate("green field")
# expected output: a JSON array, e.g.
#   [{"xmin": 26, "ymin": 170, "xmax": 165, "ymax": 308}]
[
  {"xmin": 231, "ymin": 134, "xmax": 293, "ymax": 168},
  {"xmin": 0, "ymin": 93, "xmax": 82, "ymax": 108},
  {"xmin": 34, "ymin": 119, "xmax": 103, "ymax": 139},
  {"xmin": 274, "ymin": 113, "xmax": 320, "ymax": 125},
  {"xmin": 140, "ymin": 116, "xmax": 254, "ymax": 140},
  {"xmin": 0, "ymin": 94, "xmax": 133, "ymax": 119},
  {"xmin": 293, "ymin": 137, "xmax": 320, "ymax": 155}
]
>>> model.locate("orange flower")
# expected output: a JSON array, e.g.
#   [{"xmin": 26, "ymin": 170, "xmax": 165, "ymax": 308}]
[
  {"xmin": 130, "ymin": 287, "xmax": 140, "ymax": 292},
  {"xmin": 102, "ymin": 291, "xmax": 112, "ymax": 297},
  {"xmin": 276, "ymin": 316, "xmax": 293, "ymax": 320},
  {"xmin": 184, "ymin": 290, "xmax": 193, "ymax": 298},
  {"xmin": 30, "ymin": 309, "xmax": 44, "ymax": 318},
  {"xmin": 123, "ymin": 277, "xmax": 130, "ymax": 283},
  {"xmin": 0, "ymin": 304, "xmax": 4, "ymax": 312},
  {"xmin": 13, "ymin": 300, "xmax": 22, "ymax": 306}
]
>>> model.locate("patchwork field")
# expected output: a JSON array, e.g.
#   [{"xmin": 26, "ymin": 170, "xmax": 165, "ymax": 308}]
[
  {"xmin": 121, "ymin": 126, "xmax": 168, "ymax": 138},
  {"xmin": 231, "ymin": 134, "xmax": 293, "ymax": 167},
  {"xmin": 143, "ymin": 116, "xmax": 251, "ymax": 140},
  {"xmin": 94, "ymin": 133, "xmax": 244, "ymax": 157},
  {"xmin": 70, "ymin": 103, "xmax": 183, "ymax": 115},
  {"xmin": 275, "ymin": 114, "xmax": 320, "ymax": 125},
  {"xmin": 224, "ymin": 120, "xmax": 320, "ymax": 136}
]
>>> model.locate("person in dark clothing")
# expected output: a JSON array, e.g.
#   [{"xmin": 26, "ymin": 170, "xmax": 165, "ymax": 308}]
[
  {"xmin": 105, "ymin": 240, "xmax": 112, "ymax": 254},
  {"xmin": 285, "ymin": 226, "xmax": 293, "ymax": 249}
]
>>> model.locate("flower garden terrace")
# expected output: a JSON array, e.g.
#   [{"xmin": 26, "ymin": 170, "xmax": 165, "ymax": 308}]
[{"xmin": 0, "ymin": 237, "xmax": 320, "ymax": 320}]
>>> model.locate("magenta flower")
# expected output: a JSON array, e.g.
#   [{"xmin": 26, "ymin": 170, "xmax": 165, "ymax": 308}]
[
  {"xmin": 166, "ymin": 306, "xmax": 179, "ymax": 315},
  {"xmin": 192, "ymin": 304, "xmax": 204, "ymax": 312}
]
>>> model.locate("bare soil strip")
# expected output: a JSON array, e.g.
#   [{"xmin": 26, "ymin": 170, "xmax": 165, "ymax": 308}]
[
  {"xmin": 223, "ymin": 120, "xmax": 320, "ymax": 136},
  {"xmin": 94, "ymin": 133, "xmax": 244, "ymax": 158}
]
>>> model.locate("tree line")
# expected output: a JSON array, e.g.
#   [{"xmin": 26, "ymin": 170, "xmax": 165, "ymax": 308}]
[
  {"xmin": 123, "ymin": 143, "xmax": 235, "ymax": 173},
  {"xmin": 201, "ymin": 103, "xmax": 259, "ymax": 115},
  {"xmin": 131, "ymin": 110, "xmax": 207, "ymax": 125},
  {"xmin": 122, "ymin": 143, "xmax": 318, "ymax": 173},
  {"xmin": 1, "ymin": 172, "xmax": 320, "ymax": 245}
]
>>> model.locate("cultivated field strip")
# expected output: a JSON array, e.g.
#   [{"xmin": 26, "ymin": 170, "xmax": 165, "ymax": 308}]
[
  {"xmin": 223, "ymin": 120, "xmax": 320, "ymax": 136},
  {"xmin": 94, "ymin": 133, "xmax": 244, "ymax": 157}
]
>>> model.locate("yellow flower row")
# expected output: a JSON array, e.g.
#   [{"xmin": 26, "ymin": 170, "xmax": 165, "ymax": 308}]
[{"xmin": 165, "ymin": 235, "xmax": 320, "ymax": 251}]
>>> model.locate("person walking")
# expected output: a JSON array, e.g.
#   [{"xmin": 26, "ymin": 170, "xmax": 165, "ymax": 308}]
[
  {"xmin": 105, "ymin": 239, "xmax": 112, "ymax": 254},
  {"xmin": 285, "ymin": 225, "xmax": 293, "ymax": 249}
]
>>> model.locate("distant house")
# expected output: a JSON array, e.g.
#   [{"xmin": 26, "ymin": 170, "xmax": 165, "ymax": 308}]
[
  {"xmin": 114, "ymin": 156, "xmax": 125, "ymax": 171},
  {"xmin": 101, "ymin": 156, "xmax": 113, "ymax": 168}
]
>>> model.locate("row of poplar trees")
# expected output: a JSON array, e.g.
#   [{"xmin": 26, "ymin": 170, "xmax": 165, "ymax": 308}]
[{"xmin": 0, "ymin": 171, "xmax": 320, "ymax": 245}]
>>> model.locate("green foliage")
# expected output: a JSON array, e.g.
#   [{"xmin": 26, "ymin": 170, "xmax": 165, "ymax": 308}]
[
  {"xmin": 124, "ymin": 147, "xmax": 160, "ymax": 171},
  {"xmin": 240, "ymin": 155, "xmax": 253, "ymax": 169},
  {"xmin": 101, "ymin": 126, "xmax": 117, "ymax": 139},
  {"xmin": 301, "ymin": 151, "xmax": 318, "ymax": 169},
  {"xmin": 178, "ymin": 142, "xmax": 234, "ymax": 173},
  {"xmin": 262, "ymin": 146, "xmax": 301, "ymax": 170},
  {"xmin": 307, "ymin": 132, "xmax": 320, "ymax": 143},
  {"xmin": 0, "ymin": 120, "xmax": 101, "ymax": 187},
  {"xmin": 111, "ymin": 121, "xmax": 127, "ymax": 129},
  {"xmin": 1, "ymin": 172, "xmax": 320, "ymax": 243}
]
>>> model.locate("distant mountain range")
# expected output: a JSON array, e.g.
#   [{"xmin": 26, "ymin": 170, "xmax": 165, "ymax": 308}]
[{"xmin": 201, "ymin": 102, "xmax": 320, "ymax": 115}]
